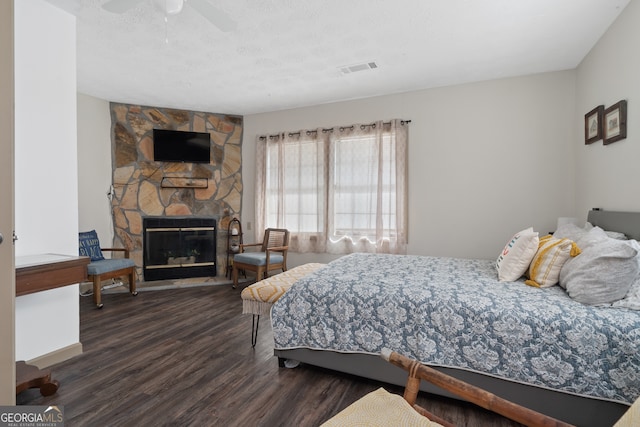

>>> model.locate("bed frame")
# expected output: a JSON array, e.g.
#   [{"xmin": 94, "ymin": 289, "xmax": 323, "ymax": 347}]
[
  {"xmin": 274, "ymin": 209, "xmax": 640, "ymax": 427},
  {"xmin": 587, "ymin": 209, "xmax": 640, "ymax": 240}
]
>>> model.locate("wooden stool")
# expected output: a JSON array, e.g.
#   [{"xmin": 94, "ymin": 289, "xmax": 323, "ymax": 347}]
[{"xmin": 16, "ymin": 361, "xmax": 59, "ymax": 396}]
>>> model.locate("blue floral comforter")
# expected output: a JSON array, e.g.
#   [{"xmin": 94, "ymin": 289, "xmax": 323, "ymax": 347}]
[{"xmin": 271, "ymin": 253, "xmax": 640, "ymax": 404}]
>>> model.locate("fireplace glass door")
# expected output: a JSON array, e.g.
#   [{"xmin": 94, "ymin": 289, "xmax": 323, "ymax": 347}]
[{"xmin": 143, "ymin": 217, "xmax": 216, "ymax": 281}]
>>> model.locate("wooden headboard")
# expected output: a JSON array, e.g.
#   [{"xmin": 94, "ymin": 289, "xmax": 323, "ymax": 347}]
[{"xmin": 587, "ymin": 209, "xmax": 640, "ymax": 240}]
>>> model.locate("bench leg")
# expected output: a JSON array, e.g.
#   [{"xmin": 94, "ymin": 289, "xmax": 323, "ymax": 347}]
[
  {"xmin": 251, "ymin": 314, "xmax": 260, "ymax": 348},
  {"xmin": 92, "ymin": 276, "xmax": 103, "ymax": 309}
]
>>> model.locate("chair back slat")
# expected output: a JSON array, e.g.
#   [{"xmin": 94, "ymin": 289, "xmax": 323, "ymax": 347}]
[{"xmin": 262, "ymin": 228, "xmax": 289, "ymax": 251}]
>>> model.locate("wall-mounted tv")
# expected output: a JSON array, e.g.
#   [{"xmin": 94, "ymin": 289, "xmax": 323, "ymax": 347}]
[{"xmin": 153, "ymin": 129, "xmax": 211, "ymax": 163}]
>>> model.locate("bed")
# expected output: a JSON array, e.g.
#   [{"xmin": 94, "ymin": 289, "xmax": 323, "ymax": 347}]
[{"xmin": 271, "ymin": 210, "xmax": 640, "ymax": 427}]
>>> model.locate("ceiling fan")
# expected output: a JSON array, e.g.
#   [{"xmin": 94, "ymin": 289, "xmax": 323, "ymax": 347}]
[{"xmin": 102, "ymin": 0, "xmax": 237, "ymax": 32}]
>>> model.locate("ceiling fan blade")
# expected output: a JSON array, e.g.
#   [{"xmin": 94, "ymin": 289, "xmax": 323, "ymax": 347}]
[
  {"xmin": 188, "ymin": 0, "xmax": 237, "ymax": 32},
  {"xmin": 102, "ymin": 0, "xmax": 146, "ymax": 14}
]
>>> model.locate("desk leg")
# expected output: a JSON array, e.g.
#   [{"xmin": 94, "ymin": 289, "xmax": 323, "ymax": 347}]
[{"xmin": 15, "ymin": 361, "xmax": 59, "ymax": 396}]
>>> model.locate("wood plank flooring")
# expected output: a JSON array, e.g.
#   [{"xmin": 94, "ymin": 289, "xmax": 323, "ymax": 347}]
[{"xmin": 17, "ymin": 284, "xmax": 522, "ymax": 426}]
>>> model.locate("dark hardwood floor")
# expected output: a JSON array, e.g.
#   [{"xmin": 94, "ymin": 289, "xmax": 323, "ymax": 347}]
[{"xmin": 17, "ymin": 284, "xmax": 523, "ymax": 426}]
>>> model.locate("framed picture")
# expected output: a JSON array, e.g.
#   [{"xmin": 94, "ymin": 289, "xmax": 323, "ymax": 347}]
[
  {"xmin": 603, "ymin": 100, "xmax": 627, "ymax": 145},
  {"xmin": 584, "ymin": 105, "xmax": 604, "ymax": 144}
]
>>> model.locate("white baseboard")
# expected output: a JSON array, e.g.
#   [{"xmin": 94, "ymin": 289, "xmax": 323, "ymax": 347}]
[{"xmin": 26, "ymin": 342, "xmax": 83, "ymax": 369}]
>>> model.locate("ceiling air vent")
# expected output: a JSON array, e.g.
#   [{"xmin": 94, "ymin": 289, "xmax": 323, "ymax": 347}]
[{"xmin": 339, "ymin": 61, "xmax": 378, "ymax": 75}]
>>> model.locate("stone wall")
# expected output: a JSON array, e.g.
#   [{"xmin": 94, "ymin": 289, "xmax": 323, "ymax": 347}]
[{"xmin": 109, "ymin": 102, "xmax": 243, "ymax": 280}]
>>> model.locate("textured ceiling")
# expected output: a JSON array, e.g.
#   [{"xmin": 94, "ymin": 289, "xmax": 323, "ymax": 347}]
[{"xmin": 46, "ymin": 0, "xmax": 629, "ymax": 115}]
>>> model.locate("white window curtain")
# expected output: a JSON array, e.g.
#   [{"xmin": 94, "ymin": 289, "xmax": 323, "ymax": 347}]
[{"xmin": 256, "ymin": 119, "xmax": 408, "ymax": 255}]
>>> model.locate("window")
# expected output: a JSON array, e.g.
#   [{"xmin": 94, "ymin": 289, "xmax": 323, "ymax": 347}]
[
  {"xmin": 331, "ymin": 134, "xmax": 397, "ymax": 241},
  {"xmin": 264, "ymin": 137, "xmax": 325, "ymax": 233},
  {"xmin": 256, "ymin": 120, "xmax": 408, "ymax": 255}
]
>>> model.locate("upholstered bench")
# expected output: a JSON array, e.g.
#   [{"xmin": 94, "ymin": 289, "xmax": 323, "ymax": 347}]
[{"xmin": 241, "ymin": 262, "xmax": 325, "ymax": 346}]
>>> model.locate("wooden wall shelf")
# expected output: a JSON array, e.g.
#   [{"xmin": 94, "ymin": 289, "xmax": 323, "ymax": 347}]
[{"xmin": 161, "ymin": 177, "xmax": 208, "ymax": 189}]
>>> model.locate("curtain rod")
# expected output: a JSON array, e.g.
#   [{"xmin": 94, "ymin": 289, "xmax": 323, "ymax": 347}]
[{"xmin": 258, "ymin": 119, "xmax": 411, "ymax": 141}]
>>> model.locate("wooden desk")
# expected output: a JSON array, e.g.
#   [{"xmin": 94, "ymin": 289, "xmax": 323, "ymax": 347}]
[
  {"xmin": 16, "ymin": 253, "xmax": 89, "ymax": 296},
  {"xmin": 15, "ymin": 253, "xmax": 89, "ymax": 396}
]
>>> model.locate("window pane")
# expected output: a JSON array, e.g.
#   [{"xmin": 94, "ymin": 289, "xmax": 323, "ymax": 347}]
[
  {"xmin": 265, "ymin": 139, "xmax": 323, "ymax": 233},
  {"xmin": 332, "ymin": 135, "xmax": 396, "ymax": 238}
]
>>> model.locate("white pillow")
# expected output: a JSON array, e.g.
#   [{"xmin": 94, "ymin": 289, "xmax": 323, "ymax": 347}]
[
  {"xmin": 496, "ymin": 227, "xmax": 539, "ymax": 282},
  {"xmin": 605, "ymin": 231, "xmax": 628, "ymax": 240},
  {"xmin": 554, "ymin": 222, "xmax": 625, "ymax": 243},
  {"xmin": 553, "ymin": 223, "xmax": 589, "ymax": 242},
  {"xmin": 560, "ymin": 238, "xmax": 640, "ymax": 305},
  {"xmin": 575, "ymin": 226, "xmax": 609, "ymax": 249}
]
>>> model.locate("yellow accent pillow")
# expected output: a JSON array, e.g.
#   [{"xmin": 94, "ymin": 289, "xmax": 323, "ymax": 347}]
[{"xmin": 525, "ymin": 235, "xmax": 581, "ymax": 288}]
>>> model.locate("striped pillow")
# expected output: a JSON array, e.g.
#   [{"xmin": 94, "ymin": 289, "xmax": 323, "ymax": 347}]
[{"xmin": 525, "ymin": 235, "xmax": 581, "ymax": 288}]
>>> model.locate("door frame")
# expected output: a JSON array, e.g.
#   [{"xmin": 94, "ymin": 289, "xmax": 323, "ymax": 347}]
[{"xmin": 0, "ymin": 0, "xmax": 16, "ymax": 405}]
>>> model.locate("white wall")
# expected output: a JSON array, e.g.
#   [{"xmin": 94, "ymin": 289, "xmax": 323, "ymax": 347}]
[
  {"xmin": 77, "ymin": 93, "xmax": 113, "ymax": 244},
  {"xmin": 14, "ymin": 0, "xmax": 79, "ymax": 361},
  {"xmin": 574, "ymin": 0, "xmax": 640, "ymax": 215},
  {"xmin": 244, "ymin": 71, "xmax": 577, "ymax": 266},
  {"xmin": 76, "ymin": 2, "xmax": 640, "ymax": 269}
]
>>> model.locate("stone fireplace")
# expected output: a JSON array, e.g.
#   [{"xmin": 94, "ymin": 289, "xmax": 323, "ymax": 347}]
[{"xmin": 109, "ymin": 102, "xmax": 243, "ymax": 280}]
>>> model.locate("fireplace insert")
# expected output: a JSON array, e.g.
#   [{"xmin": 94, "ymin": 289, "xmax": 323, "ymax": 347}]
[{"xmin": 143, "ymin": 217, "xmax": 216, "ymax": 281}]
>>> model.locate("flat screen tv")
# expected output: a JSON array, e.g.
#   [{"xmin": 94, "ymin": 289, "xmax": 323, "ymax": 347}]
[{"xmin": 153, "ymin": 129, "xmax": 211, "ymax": 163}]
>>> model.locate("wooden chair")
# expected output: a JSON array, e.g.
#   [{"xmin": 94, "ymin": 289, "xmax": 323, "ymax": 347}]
[
  {"xmin": 232, "ymin": 228, "xmax": 289, "ymax": 288},
  {"xmin": 87, "ymin": 247, "xmax": 137, "ymax": 309},
  {"xmin": 80, "ymin": 230, "xmax": 138, "ymax": 308},
  {"xmin": 380, "ymin": 348, "xmax": 574, "ymax": 427}
]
